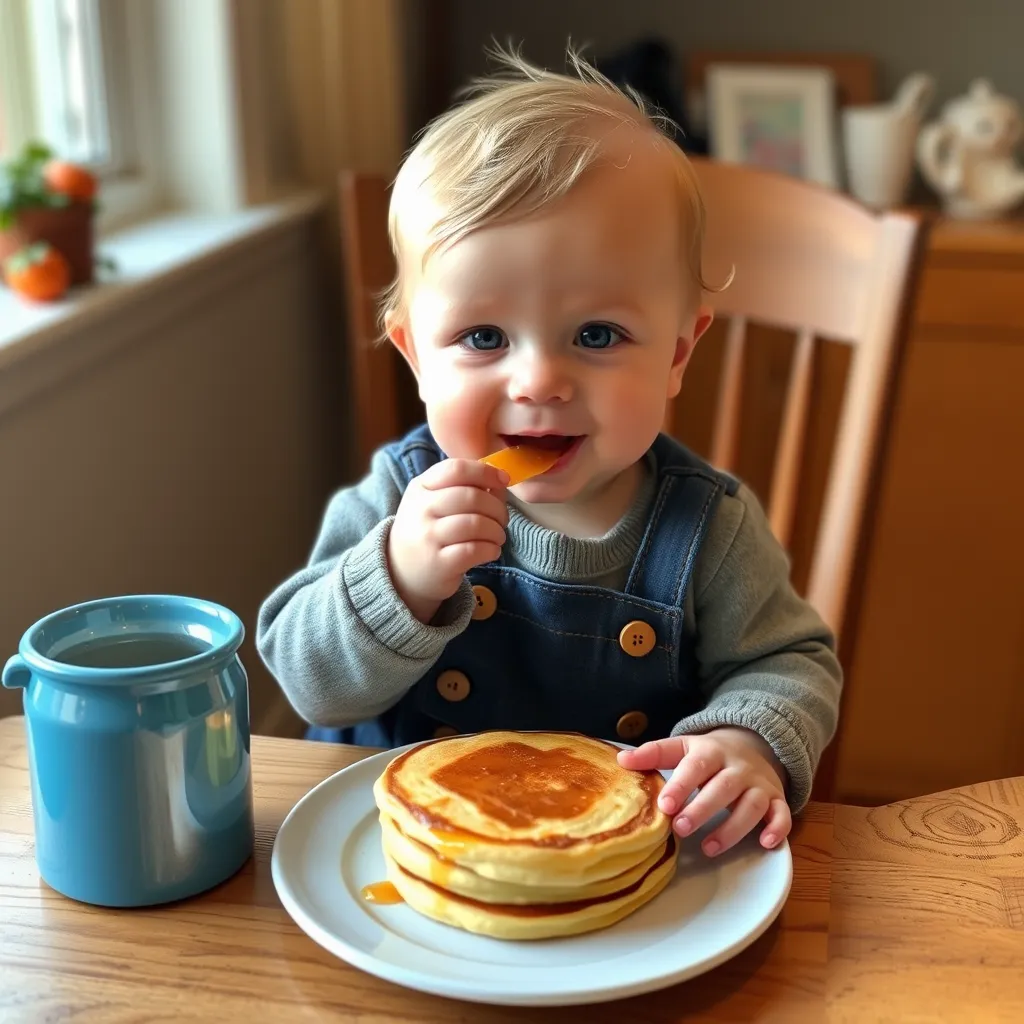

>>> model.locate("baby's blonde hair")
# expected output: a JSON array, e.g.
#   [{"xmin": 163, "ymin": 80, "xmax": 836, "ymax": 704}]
[{"xmin": 380, "ymin": 46, "xmax": 713, "ymax": 330}]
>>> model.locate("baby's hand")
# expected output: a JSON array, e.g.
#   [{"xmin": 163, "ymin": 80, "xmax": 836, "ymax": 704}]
[
  {"xmin": 617, "ymin": 728, "xmax": 791, "ymax": 857},
  {"xmin": 388, "ymin": 459, "xmax": 509, "ymax": 624}
]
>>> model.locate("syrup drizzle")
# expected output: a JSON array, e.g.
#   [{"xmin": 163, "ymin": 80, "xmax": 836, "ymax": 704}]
[{"xmin": 360, "ymin": 880, "xmax": 404, "ymax": 905}]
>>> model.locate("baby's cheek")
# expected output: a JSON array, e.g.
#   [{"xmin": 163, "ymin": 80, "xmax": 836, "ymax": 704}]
[
  {"xmin": 596, "ymin": 380, "xmax": 666, "ymax": 458},
  {"xmin": 422, "ymin": 374, "xmax": 495, "ymax": 459}
]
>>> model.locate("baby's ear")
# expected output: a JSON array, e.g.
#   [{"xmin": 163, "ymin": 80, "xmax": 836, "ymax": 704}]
[
  {"xmin": 667, "ymin": 305, "xmax": 714, "ymax": 398},
  {"xmin": 386, "ymin": 313, "xmax": 421, "ymax": 380},
  {"xmin": 692, "ymin": 306, "xmax": 714, "ymax": 345}
]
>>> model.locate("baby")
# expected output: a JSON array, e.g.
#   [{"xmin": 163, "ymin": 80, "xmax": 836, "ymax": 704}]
[{"xmin": 257, "ymin": 50, "xmax": 842, "ymax": 858}]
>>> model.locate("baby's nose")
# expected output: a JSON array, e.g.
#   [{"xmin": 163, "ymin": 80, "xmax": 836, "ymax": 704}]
[{"xmin": 507, "ymin": 353, "xmax": 574, "ymax": 404}]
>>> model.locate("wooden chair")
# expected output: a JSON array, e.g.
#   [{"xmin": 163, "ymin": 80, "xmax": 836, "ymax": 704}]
[
  {"xmin": 679, "ymin": 157, "xmax": 926, "ymax": 637},
  {"xmin": 674, "ymin": 158, "xmax": 928, "ymax": 797},
  {"xmin": 338, "ymin": 171, "xmax": 421, "ymax": 473}
]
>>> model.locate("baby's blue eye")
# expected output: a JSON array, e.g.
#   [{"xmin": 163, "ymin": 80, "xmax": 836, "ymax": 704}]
[
  {"xmin": 576, "ymin": 323, "xmax": 623, "ymax": 349},
  {"xmin": 460, "ymin": 327, "xmax": 507, "ymax": 351}
]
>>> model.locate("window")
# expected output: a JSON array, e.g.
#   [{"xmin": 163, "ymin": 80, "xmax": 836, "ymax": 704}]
[
  {"xmin": 0, "ymin": 0, "xmax": 158, "ymax": 228},
  {"xmin": 28, "ymin": 0, "xmax": 114, "ymax": 168}
]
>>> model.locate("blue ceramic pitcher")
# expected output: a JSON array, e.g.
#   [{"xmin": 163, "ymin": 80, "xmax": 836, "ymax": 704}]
[{"xmin": 2, "ymin": 595, "xmax": 255, "ymax": 907}]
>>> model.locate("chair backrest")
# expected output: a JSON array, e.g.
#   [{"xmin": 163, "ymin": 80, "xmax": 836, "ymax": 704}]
[
  {"xmin": 679, "ymin": 157, "xmax": 926, "ymax": 644},
  {"xmin": 338, "ymin": 171, "xmax": 419, "ymax": 472}
]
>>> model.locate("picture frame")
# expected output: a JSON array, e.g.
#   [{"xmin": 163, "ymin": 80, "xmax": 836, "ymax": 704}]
[{"xmin": 706, "ymin": 64, "xmax": 841, "ymax": 189}]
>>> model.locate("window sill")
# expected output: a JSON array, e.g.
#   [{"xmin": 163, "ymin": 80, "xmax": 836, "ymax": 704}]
[
  {"xmin": 0, "ymin": 191, "xmax": 325, "ymax": 417},
  {"xmin": 94, "ymin": 172, "xmax": 163, "ymax": 236}
]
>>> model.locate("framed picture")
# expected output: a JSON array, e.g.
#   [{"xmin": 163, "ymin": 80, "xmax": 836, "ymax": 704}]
[{"xmin": 706, "ymin": 64, "xmax": 841, "ymax": 188}]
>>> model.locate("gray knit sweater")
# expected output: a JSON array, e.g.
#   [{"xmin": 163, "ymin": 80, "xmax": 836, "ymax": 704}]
[{"xmin": 257, "ymin": 447, "xmax": 842, "ymax": 810}]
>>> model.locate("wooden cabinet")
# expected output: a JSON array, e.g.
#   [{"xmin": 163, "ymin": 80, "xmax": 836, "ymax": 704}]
[{"xmin": 834, "ymin": 218, "xmax": 1024, "ymax": 804}]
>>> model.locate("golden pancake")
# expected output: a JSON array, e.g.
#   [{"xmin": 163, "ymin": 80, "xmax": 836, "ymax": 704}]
[
  {"xmin": 380, "ymin": 812, "xmax": 669, "ymax": 904},
  {"xmin": 383, "ymin": 835, "xmax": 677, "ymax": 940},
  {"xmin": 369, "ymin": 731, "xmax": 677, "ymax": 938},
  {"xmin": 372, "ymin": 731, "xmax": 671, "ymax": 888}
]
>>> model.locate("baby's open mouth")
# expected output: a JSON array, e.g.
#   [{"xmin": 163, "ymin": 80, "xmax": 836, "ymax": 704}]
[{"xmin": 499, "ymin": 434, "xmax": 581, "ymax": 454}]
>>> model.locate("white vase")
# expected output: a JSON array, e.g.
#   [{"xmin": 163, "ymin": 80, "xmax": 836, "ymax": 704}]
[{"xmin": 842, "ymin": 73, "xmax": 936, "ymax": 209}]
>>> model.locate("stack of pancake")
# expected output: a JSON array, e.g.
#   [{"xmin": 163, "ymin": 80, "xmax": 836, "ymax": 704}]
[{"xmin": 372, "ymin": 730, "xmax": 677, "ymax": 939}]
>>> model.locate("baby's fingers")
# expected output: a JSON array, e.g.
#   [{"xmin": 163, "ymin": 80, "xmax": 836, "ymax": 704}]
[
  {"xmin": 669, "ymin": 767, "xmax": 741, "ymax": 838},
  {"xmin": 420, "ymin": 458, "xmax": 509, "ymax": 492},
  {"xmin": 429, "ymin": 486, "xmax": 509, "ymax": 526},
  {"xmin": 759, "ymin": 798, "xmax": 792, "ymax": 850},
  {"xmin": 437, "ymin": 541, "xmax": 503, "ymax": 575},
  {"xmin": 434, "ymin": 513, "xmax": 506, "ymax": 550},
  {"xmin": 617, "ymin": 737, "xmax": 687, "ymax": 773},
  {"xmin": 700, "ymin": 787, "xmax": 771, "ymax": 857},
  {"xmin": 656, "ymin": 745, "xmax": 723, "ymax": 817}
]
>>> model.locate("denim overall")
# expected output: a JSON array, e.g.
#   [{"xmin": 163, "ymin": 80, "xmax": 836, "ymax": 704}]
[{"xmin": 309, "ymin": 426, "xmax": 736, "ymax": 749}]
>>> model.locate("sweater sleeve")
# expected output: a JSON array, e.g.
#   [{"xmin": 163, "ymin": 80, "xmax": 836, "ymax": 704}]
[
  {"xmin": 672, "ymin": 484, "xmax": 843, "ymax": 811},
  {"xmin": 256, "ymin": 448, "xmax": 474, "ymax": 726}
]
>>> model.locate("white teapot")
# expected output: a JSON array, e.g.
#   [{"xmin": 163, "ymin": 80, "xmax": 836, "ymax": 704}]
[{"xmin": 917, "ymin": 79, "xmax": 1024, "ymax": 219}]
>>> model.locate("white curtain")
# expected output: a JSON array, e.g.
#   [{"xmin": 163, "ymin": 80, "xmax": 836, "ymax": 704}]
[{"xmin": 232, "ymin": 0, "xmax": 407, "ymax": 204}]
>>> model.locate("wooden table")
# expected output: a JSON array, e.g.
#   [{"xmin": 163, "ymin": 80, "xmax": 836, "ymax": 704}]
[{"xmin": 2, "ymin": 716, "xmax": 1023, "ymax": 1022}]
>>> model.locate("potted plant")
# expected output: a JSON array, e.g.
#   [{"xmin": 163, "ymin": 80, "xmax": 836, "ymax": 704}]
[{"xmin": 0, "ymin": 141, "xmax": 98, "ymax": 288}]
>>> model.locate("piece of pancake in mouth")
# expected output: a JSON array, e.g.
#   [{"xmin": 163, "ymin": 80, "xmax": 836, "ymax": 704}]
[{"xmin": 365, "ymin": 730, "xmax": 678, "ymax": 939}]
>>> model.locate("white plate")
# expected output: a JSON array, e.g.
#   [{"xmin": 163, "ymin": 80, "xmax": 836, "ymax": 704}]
[{"xmin": 271, "ymin": 742, "xmax": 793, "ymax": 1007}]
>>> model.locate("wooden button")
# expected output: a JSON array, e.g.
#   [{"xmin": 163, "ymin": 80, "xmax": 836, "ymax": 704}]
[
  {"xmin": 471, "ymin": 585, "xmax": 497, "ymax": 621},
  {"xmin": 617, "ymin": 711, "xmax": 649, "ymax": 741},
  {"xmin": 436, "ymin": 669, "xmax": 471, "ymax": 702},
  {"xmin": 432, "ymin": 725, "xmax": 458, "ymax": 739},
  {"xmin": 619, "ymin": 620, "xmax": 656, "ymax": 657}
]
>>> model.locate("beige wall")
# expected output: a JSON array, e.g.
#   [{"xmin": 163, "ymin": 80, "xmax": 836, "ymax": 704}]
[
  {"xmin": 0, "ymin": 212, "xmax": 340, "ymax": 735},
  {"xmin": 443, "ymin": 0, "xmax": 1024, "ymax": 107}
]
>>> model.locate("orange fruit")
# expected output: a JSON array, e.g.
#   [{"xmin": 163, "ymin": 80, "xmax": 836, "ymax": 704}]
[
  {"xmin": 480, "ymin": 445, "xmax": 561, "ymax": 485},
  {"xmin": 4, "ymin": 242, "xmax": 71, "ymax": 302},
  {"xmin": 43, "ymin": 160, "xmax": 98, "ymax": 202}
]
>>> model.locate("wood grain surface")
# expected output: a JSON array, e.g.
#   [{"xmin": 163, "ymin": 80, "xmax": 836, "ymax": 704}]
[{"xmin": 2, "ymin": 716, "xmax": 1022, "ymax": 1021}]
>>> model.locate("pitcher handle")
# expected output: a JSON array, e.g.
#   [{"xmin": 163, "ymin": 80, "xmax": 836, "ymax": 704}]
[
  {"xmin": 895, "ymin": 73, "xmax": 936, "ymax": 119},
  {"xmin": 2, "ymin": 654, "xmax": 30, "ymax": 689}
]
